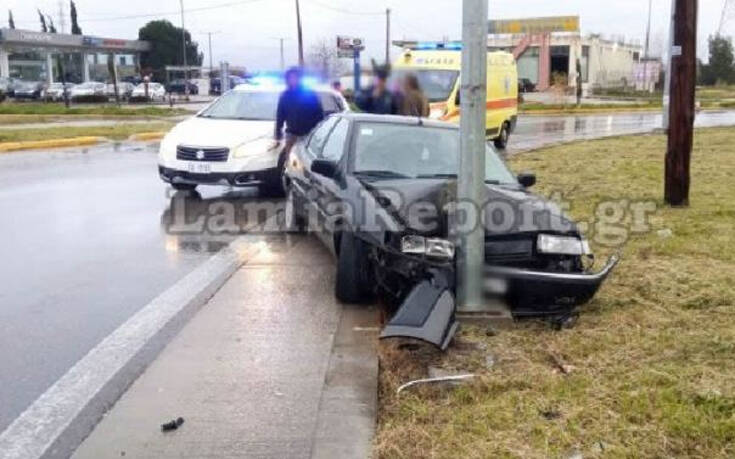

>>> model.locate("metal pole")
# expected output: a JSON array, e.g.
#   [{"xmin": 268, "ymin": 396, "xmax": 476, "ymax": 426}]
[
  {"xmin": 385, "ymin": 8, "xmax": 391, "ymax": 63},
  {"xmin": 457, "ymin": 0, "xmax": 488, "ymax": 313},
  {"xmin": 353, "ymin": 49, "xmax": 361, "ymax": 93},
  {"xmin": 663, "ymin": 0, "xmax": 676, "ymax": 129},
  {"xmin": 208, "ymin": 32, "xmax": 213, "ymax": 76},
  {"xmin": 295, "ymin": 0, "xmax": 304, "ymax": 67},
  {"xmin": 643, "ymin": 0, "xmax": 652, "ymax": 91},
  {"xmin": 180, "ymin": 0, "xmax": 189, "ymax": 97},
  {"xmin": 280, "ymin": 38, "xmax": 285, "ymax": 71},
  {"xmin": 664, "ymin": 0, "xmax": 698, "ymax": 207}
]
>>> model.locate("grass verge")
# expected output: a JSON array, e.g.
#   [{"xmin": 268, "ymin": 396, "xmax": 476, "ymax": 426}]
[
  {"xmin": 0, "ymin": 123, "xmax": 173, "ymax": 143},
  {"xmin": 0, "ymin": 103, "xmax": 187, "ymax": 117},
  {"xmin": 376, "ymin": 127, "xmax": 735, "ymax": 458}
]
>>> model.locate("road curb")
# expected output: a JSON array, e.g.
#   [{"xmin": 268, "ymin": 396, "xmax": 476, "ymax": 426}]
[
  {"xmin": 128, "ymin": 131, "xmax": 166, "ymax": 141},
  {"xmin": 0, "ymin": 236, "xmax": 266, "ymax": 459},
  {"xmin": 0, "ymin": 136, "xmax": 104, "ymax": 153}
]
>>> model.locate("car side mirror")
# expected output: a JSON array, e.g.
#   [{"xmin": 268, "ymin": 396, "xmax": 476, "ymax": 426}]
[
  {"xmin": 518, "ymin": 172, "xmax": 536, "ymax": 188},
  {"xmin": 311, "ymin": 159, "xmax": 338, "ymax": 178}
]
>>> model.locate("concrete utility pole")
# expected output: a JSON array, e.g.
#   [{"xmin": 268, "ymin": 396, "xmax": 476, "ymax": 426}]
[
  {"xmin": 385, "ymin": 8, "xmax": 391, "ymax": 63},
  {"xmin": 295, "ymin": 0, "xmax": 304, "ymax": 67},
  {"xmin": 180, "ymin": 0, "xmax": 189, "ymax": 97},
  {"xmin": 456, "ymin": 0, "xmax": 490, "ymax": 314},
  {"xmin": 665, "ymin": 0, "xmax": 698, "ymax": 207}
]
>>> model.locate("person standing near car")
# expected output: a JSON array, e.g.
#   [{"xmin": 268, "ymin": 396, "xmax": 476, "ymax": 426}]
[
  {"xmin": 274, "ymin": 67, "xmax": 325, "ymax": 157},
  {"xmin": 355, "ymin": 60, "xmax": 400, "ymax": 115},
  {"xmin": 399, "ymin": 73, "xmax": 430, "ymax": 117}
]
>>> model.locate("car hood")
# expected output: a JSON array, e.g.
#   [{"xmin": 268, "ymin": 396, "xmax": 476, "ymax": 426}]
[
  {"xmin": 361, "ymin": 178, "xmax": 578, "ymax": 237},
  {"xmin": 165, "ymin": 117, "xmax": 274, "ymax": 148}
]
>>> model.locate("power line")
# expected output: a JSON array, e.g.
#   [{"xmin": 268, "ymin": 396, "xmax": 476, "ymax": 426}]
[{"xmin": 304, "ymin": 0, "xmax": 384, "ymax": 16}]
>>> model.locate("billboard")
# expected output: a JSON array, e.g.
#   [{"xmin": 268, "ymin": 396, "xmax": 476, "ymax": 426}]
[
  {"xmin": 488, "ymin": 16, "xmax": 580, "ymax": 35},
  {"xmin": 337, "ymin": 36, "xmax": 365, "ymax": 58}
]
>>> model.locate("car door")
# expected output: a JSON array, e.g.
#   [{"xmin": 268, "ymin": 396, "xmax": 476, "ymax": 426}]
[{"xmin": 308, "ymin": 118, "xmax": 351, "ymax": 253}]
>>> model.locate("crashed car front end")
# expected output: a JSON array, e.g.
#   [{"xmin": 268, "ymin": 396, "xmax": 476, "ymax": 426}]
[{"xmin": 373, "ymin": 225, "xmax": 618, "ymax": 350}]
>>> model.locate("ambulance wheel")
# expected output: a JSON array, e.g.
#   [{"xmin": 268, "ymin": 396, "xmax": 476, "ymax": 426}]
[{"xmin": 494, "ymin": 123, "xmax": 510, "ymax": 150}]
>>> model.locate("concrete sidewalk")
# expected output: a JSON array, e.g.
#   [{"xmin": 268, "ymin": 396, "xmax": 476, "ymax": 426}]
[{"xmin": 73, "ymin": 235, "xmax": 379, "ymax": 459}]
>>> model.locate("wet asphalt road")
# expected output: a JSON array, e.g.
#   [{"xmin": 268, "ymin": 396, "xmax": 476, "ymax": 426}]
[
  {"xmin": 508, "ymin": 109, "xmax": 735, "ymax": 154},
  {"xmin": 1, "ymin": 110, "xmax": 733, "ymax": 434}
]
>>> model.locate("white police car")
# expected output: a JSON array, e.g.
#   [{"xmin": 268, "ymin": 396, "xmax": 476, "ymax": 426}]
[{"xmin": 158, "ymin": 80, "xmax": 348, "ymax": 195}]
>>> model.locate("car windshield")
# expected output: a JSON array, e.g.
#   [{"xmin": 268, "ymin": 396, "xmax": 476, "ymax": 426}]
[
  {"xmin": 199, "ymin": 90, "xmax": 280, "ymax": 120},
  {"xmin": 353, "ymin": 122, "xmax": 518, "ymax": 184},
  {"xmin": 390, "ymin": 69, "xmax": 459, "ymax": 103}
]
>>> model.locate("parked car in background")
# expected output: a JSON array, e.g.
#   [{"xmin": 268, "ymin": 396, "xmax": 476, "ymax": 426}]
[
  {"xmin": 121, "ymin": 75, "xmax": 142, "ymax": 86},
  {"xmin": 45, "ymin": 82, "xmax": 76, "ymax": 101},
  {"xmin": 166, "ymin": 79, "xmax": 199, "ymax": 95},
  {"xmin": 105, "ymin": 82, "xmax": 135, "ymax": 100},
  {"xmin": 70, "ymin": 82, "xmax": 106, "ymax": 100},
  {"xmin": 0, "ymin": 77, "xmax": 8, "ymax": 101},
  {"xmin": 518, "ymin": 78, "xmax": 536, "ymax": 93},
  {"xmin": 209, "ymin": 76, "xmax": 246, "ymax": 95},
  {"xmin": 131, "ymin": 82, "xmax": 167, "ymax": 101},
  {"xmin": 3, "ymin": 77, "xmax": 21, "ymax": 98},
  {"xmin": 13, "ymin": 81, "xmax": 46, "ymax": 100}
]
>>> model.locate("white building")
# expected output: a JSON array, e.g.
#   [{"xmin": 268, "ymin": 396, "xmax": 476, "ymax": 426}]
[{"xmin": 487, "ymin": 32, "xmax": 643, "ymax": 92}]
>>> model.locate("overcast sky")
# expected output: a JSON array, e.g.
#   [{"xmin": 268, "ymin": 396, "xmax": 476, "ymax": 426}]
[{"xmin": 4, "ymin": 0, "xmax": 733, "ymax": 69}]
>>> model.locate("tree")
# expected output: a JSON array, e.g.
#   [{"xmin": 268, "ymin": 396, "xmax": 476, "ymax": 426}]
[
  {"xmin": 699, "ymin": 35, "xmax": 734, "ymax": 85},
  {"xmin": 8, "ymin": 10, "xmax": 15, "ymax": 29},
  {"xmin": 70, "ymin": 1, "xmax": 82, "ymax": 35},
  {"xmin": 38, "ymin": 9, "xmax": 47, "ymax": 33},
  {"xmin": 138, "ymin": 20, "xmax": 203, "ymax": 81},
  {"xmin": 306, "ymin": 39, "xmax": 345, "ymax": 81},
  {"xmin": 47, "ymin": 15, "xmax": 57, "ymax": 34}
]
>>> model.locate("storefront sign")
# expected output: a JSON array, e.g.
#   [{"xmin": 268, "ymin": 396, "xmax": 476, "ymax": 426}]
[{"xmin": 488, "ymin": 16, "xmax": 580, "ymax": 35}]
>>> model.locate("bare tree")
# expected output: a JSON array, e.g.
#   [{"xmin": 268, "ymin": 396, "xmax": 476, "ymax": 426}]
[{"xmin": 306, "ymin": 38, "xmax": 346, "ymax": 81}]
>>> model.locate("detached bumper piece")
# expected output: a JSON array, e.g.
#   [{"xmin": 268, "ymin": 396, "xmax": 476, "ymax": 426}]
[
  {"xmin": 484, "ymin": 254, "xmax": 620, "ymax": 316},
  {"xmin": 380, "ymin": 280, "xmax": 458, "ymax": 351},
  {"xmin": 159, "ymin": 166, "xmax": 277, "ymax": 187}
]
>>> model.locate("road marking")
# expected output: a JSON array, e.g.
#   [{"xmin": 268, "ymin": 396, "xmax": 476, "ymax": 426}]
[{"xmin": 0, "ymin": 236, "xmax": 265, "ymax": 459}]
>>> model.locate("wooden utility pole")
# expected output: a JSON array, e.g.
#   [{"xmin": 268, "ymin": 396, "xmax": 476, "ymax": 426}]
[
  {"xmin": 295, "ymin": 0, "xmax": 304, "ymax": 67},
  {"xmin": 665, "ymin": 0, "xmax": 698, "ymax": 207}
]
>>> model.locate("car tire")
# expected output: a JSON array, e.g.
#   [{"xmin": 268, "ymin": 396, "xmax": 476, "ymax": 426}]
[
  {"xmin": 494, "ymin": 122, "xmax": 510, "ymax": 150},
  {"xmin": 172, "ymin": 183, "xmax": 197, "ymax": 191},
  {"xmin": 335, "ymin": 232, "xmax": 373, "ymax": 303},
  {"xmin": 284, "ymin": 187, "xmax": 306, "ymax": 233}
]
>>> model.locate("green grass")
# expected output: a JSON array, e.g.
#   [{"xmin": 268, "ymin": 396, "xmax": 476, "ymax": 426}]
[
  {"xmin": 0, "ymin": 123, "xmax": 173, "ymax": 142},
  {"xmin": 376, "ymin": 127, "xmax": 735, "ymax": 458},
  {"xmin": 0, "ymin": 102, "xmax": 186, "ymax": 117},
  {"xmin": 521, "ymin": 101, "xmax": 662, "ymax": 113}
]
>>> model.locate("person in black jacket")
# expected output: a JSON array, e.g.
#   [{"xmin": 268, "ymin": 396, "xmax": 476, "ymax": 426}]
[
  {"xmin": 274, "ymin": 68, "xmax": 324, "ymax": 156},
  {"xmin": 355, "ymin": 60, "xmax": 400, "ymax": 115}
]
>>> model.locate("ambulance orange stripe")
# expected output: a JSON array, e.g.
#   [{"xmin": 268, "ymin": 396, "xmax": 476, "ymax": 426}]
[{"xmin": 440, "ymin": 98, "xmax": 517, "ymax": 120}]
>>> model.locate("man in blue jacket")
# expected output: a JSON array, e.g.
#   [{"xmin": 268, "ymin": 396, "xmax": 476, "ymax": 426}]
[{"xmin": 274, "ymin": 68, "xmax": 324, "ymax": 158}]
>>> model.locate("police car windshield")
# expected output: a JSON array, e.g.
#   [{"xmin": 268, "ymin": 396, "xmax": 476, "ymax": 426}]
[
  {"xmin": 199, "ymin": 91, "xmax": 280, "ymax": 120},
  {"xmin": 353, "ymin": 122, "xmax": 517, "ymax": 185},
  {"xmin": 391, "ymin": 70, "xmax": 459, "ymax": 103}
]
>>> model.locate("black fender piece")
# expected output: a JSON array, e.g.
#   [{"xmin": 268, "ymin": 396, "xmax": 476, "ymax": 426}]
[{"xmin": 380, "ymin": 279, "xmax": 458, "ymax": 351}]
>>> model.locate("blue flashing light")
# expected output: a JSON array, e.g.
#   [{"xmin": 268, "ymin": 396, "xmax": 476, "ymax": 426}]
[{"xmin": 414, "ymin": 41, "xmax": 463, "ymax": 51}]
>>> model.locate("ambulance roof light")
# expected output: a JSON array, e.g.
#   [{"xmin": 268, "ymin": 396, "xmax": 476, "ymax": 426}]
[{"xmin": 414, "ymin": 41, "xmax": 463, "ymax": 51}]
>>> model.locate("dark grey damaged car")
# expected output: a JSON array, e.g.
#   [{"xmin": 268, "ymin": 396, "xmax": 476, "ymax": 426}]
[{"xmin": 283, "ymin": 113, "xmax": 618, "ymax": 350}]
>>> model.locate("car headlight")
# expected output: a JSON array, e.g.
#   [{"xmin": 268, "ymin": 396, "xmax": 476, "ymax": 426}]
[
  {"xmin": 429, "ymin": 107, "xmax": 446, "ymax": 119},
  {"xmin": 234, "ymin": 138, "xmax": 281, "ymax": 158},
  {"xmin": 159, "ymin": 135, "xmax": 177, "ymax": 158},
  {"xmin": 537, "ymin": 234, "xmax": 589, "ymax": 256},
  {"xmin": 401, "ymin": 235, "xmax": 455, "ymax": 259}
]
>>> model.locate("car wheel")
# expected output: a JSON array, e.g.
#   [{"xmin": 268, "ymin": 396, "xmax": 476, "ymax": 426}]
[
  {"xmin": 494, "ymin": 122, "xmax": 510, "ymax": 150},
  {"xmin": 335, "ymin": 232, "xmax": 373, "ymax": 303},
  {"xmin": 284, "ymin": 187, "xmax": 306, "ymax": 233},
  {"xmin": 172, "ymin": 183, "xmax": 197, "ymax": 191}
]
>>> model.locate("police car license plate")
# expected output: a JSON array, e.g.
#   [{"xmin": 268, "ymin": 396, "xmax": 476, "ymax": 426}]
[{"xmin": 187, "ymin": 162, "xmax": 211, "ymax": 174}]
